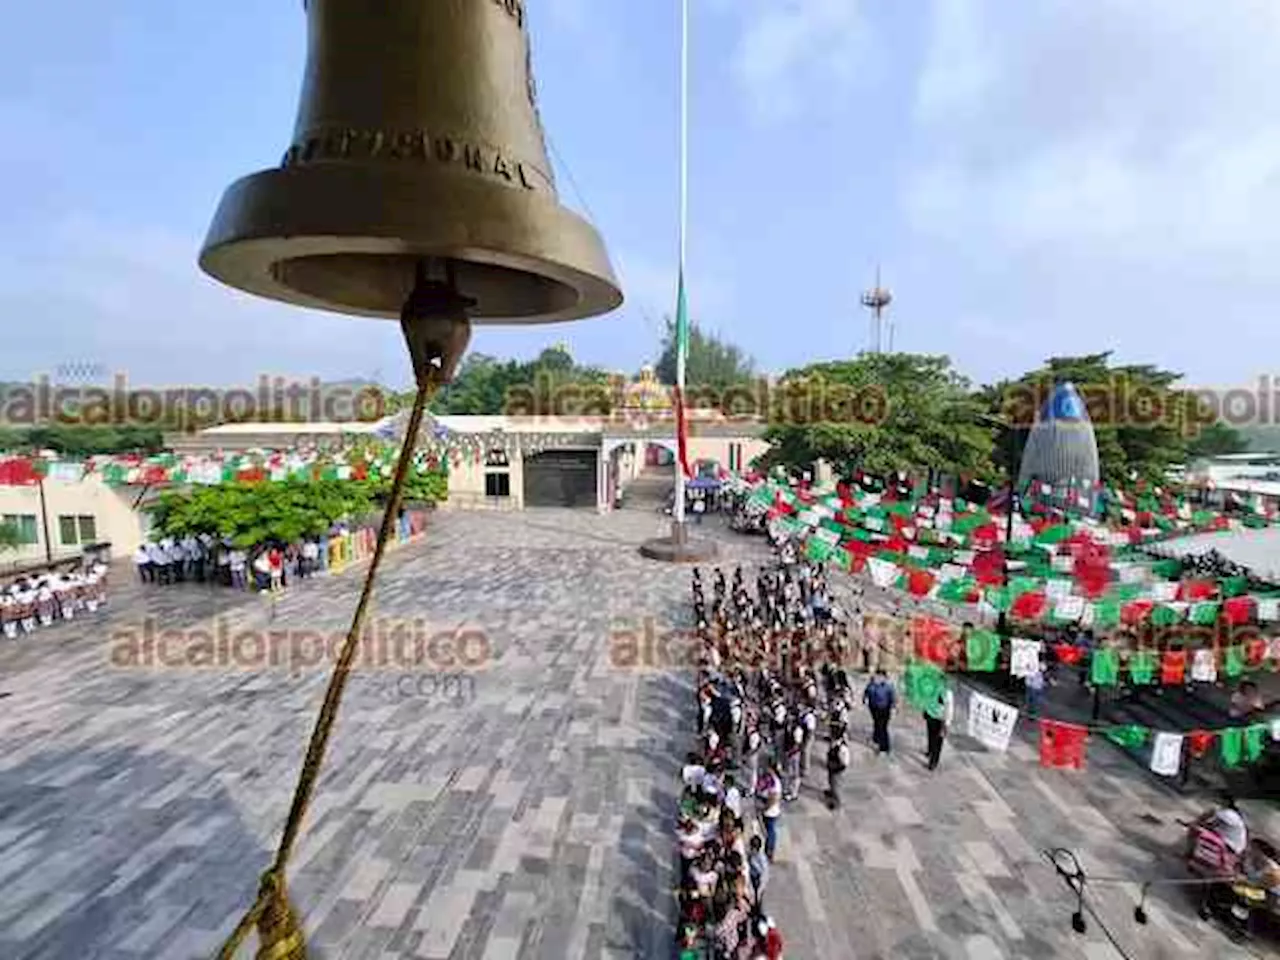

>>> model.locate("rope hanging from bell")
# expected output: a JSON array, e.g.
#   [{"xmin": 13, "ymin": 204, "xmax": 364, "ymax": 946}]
[{"xmin": 214, "ymin": 262, "xmax": 472, "ymax": 959}]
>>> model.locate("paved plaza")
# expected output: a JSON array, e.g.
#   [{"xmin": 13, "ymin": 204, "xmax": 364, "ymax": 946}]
[{"xmin": 0, "ymin": 508, "xmax": 1276, "ymax": 959}]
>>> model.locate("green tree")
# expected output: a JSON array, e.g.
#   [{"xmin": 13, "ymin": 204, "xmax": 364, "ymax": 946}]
[
  {"xmin": 147, "ymin": 466, "xmax": 448, "ymax": 549},
  {"xmin": 1186, "ymin": 420, "xmax": 1248, "ymax": 459},
  {"xmin": 654, "ymin": 318, "xmax": 755, "ymax": 394},
  {"xmin": 0, "ymin": 424, "xmax": 164, "ymax": 455},
  {"xmin": 434, "ymin": 347, "xmax": 614, "ymax": 417},
  {"xmin": 765, "ymin": 353, "xmax": 994, "ymax": 481}
]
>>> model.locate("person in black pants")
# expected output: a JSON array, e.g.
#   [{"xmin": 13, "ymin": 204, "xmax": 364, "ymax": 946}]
[
  {"xmin": 925, "ymin": 686, "xmax": 955, "ymax": 771},
  {"xmin": 863, "ymin": 670, "xmax": 896, "ymax": 754}
]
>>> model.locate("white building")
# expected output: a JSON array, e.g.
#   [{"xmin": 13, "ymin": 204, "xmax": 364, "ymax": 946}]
[
  {"xmin": 169, "ymin": 411, "xmax": 770, "ymax": 514},
  {"xmin": 0, "ymin": 473, "xmax": 147, "ymax": 570}
]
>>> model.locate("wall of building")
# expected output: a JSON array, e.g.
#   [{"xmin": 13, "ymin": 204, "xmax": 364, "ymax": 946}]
[
  {"xmin": 685, "ymin": 436, "xmax": 771, "ymax": 472},
  {"xmin": 0, "ymin": 476, "xmax": 145, "ymax": 568},
  {"xmin": 437, "ymin": 449, "xmax": 527, "ymax": 511}
]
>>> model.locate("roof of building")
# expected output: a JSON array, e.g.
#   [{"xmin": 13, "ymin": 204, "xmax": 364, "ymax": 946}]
[
  {"xmin": 1017, "ymin": 381, "xmax": 1101, "ymax": 487},
  {"xmin": 178, "ymin": 411, "xmax": 767, "ymax": 452},
  {"xmin": 197, "ymin": 421, "xmax": 383, "ymax": 435},
  {"xmin": 1040, "ymin": 382, "xmax": 1090, "ymax": 422}
]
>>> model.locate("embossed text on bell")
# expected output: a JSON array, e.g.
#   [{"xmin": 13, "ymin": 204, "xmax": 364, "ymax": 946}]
[{"xmin": 199, "ymin": 0, "xmax": 622, "ymax": 325}]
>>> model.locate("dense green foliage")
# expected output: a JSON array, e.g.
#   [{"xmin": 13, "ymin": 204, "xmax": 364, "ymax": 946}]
[
  {"xmin": 147, "ymin": 468, "xmax": 447, "ymax": 548},
  {"xmin": 0, "ymin": 424, "xmax": 165, "ymax": 455},
  {"xmin": 764, "ymin": 354, "xmax": 994, "ymax": 480},
  {"xmin": 654, "ymin": 318, "xmax": 756, "ymax": 392},
  {"xmin": 1187, "ymin": 421, "xmax": 1250, "ymax": 458},
  {"xmin": 391, "ymin": 346, "xmax": 615, "ymax": 417},
  {"xmin": 148, "ymin": 480, "xmax": 371, "ymax": 547}
]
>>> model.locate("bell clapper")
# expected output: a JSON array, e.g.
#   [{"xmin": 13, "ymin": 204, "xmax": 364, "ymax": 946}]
[{"xmin": 400, "ymin": 258, "xmax": 475, "ymax": 390}]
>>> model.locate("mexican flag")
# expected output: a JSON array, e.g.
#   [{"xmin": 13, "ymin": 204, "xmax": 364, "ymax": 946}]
[{"xmin": 672, "ymin": 270, "xmax": 694, "ymax": 480}]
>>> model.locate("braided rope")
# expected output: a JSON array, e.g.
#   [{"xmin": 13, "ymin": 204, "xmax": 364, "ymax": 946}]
[{"xmin": 214, "ymin": 381, "xmax": 434, "ymax": 959}]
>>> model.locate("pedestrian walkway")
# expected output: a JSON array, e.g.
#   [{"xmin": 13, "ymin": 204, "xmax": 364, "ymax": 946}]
[{"xmin": 0, "ymin": 511, "xmax": 1266, "ymax": 958}]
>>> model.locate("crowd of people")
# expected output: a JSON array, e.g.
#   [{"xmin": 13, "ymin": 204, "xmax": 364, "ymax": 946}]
[
  {"xmin": 675, "ymin": 519, "xmax": 978, "ymax": 956},
  {"xmin": 133, "ymin": 535, "xmax": 325, "ymax": 594},
  {"xmin": 675, "ymin": 548, "xmax": 842, "ymax": 957},
  {"xmin": 1, "ymin": 561, "xmax": 109, "ymax": 639}
]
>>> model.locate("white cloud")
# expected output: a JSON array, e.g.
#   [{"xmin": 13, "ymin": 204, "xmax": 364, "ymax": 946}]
[
  {"xmin": 0, "ymin": 215, "xmax": 406, "ymax": 385},
  {"xmin": 904, "ymin": 0, "xmax": 1280, "ymax": 271},
  {"xmin": 722, "ymin": 0, "xmax": 869, "ymax": 122}
]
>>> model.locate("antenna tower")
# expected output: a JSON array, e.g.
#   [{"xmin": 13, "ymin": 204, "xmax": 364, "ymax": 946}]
[{"xmin": 861, "ymin": 267, "xmax": 893, "ymax": 354}]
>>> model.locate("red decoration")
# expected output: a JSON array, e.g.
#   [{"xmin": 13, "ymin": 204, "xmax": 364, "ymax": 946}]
[
  {"xmin": 1223, "ymin": 596, "xmax": 1254, "ymax": 626},
  {"xmin": 906, "ymin": 569, "xmax": 935, "ymax": 597},
  {"xmin": 1160, "ymin": 650, "xmax": 1187, "ymax": 685},
  {"xmin": 1178, "ymin": 580, "xmax": 1216, "ymax": 602},
  {"xmin": 912, "ymin": 616, "xmax": 955, "ymax": 665},
  {"xmin": 0, "ymin": 458, "xmax": 42, "ymax": 486},
  {"xmin": 1121, "ymin": 600, "xmax": 1154, "ymax": 625},
  {"xmin": 1054, "ymin": 644, "xmax": 1085, "ymax": 666},
  {"xmin": 1188, "ymin": 730, "xmax": 1215, "ymax": 758},
  {"xmin": 1039, "ymin": 720, "xmax": 1090, "ymax": 770},
  {"xmin": 1245, "ymin": 637, "xmax": 1269, "ymax": 667},
  {"xmin": 1011, "ymin": 591, "xmax": 1048, "ymax": 621},
  {"xmin": 1070, "ymin": 535, "xmax": 1112, "ymax": 599},
  {"xmin": 971, "ymin": 547, "xmax": 1005, "ymax": 584},
  {"xmin": 971, "ymin": 523, "xmax": 1000, "ymax": 547}
]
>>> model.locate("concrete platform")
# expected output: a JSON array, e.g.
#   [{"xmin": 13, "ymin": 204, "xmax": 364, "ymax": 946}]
[{"xmin": 639, "ymin": 520, "xmax": 718, "ymax": 563}]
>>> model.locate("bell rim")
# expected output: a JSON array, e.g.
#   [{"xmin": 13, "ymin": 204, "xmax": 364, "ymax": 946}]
[{"xmin": 198, "ymin": 166, "xmax": 623, "ymax": 325}]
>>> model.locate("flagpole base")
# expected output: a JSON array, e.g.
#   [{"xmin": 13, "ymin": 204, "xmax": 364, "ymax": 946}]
[{"xmin": 639, "ymin": 520, "xmax": 718, "ymax": 563}]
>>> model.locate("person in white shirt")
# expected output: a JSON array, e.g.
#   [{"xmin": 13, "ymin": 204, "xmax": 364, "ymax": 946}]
[
  {"xmin": 229, "ymin": 548, "xmax": 247, "ymax": 589},
  {"xmin": 722, "ymin": 775, "xmax": 744, "ymax": 821},
  {"xmin": 301, "ymin": 539, "xmax": 319, "ymax": 579},
  {"xmin": 1, "ymin": 593, "xmax": 16, "ymax": 639},
  {"xmin": 16, "ymin": 585, "xmax": 36, "ymax": 633},
  {"xmin": 756, "ymin": 763, "xmax": 783, "ymax": 861},
  {"xmin": 147, "ymin": 542, "xmax": 168, "ymax": 584},
  {"xmin": 217, "ymin": 541, "xmax": 232, "ymax": 586},
  {"xmin": 252, "ymin": 551, "xmax": 272, "ymax": 591},
  {"xmin": 134, "ymin": 545, "xmax": 153, "ymax": 583},
  {"xmin": 925, "ymin": 685, "xmax": 955, "ymax": 771},
  {"xmin": 35, "ymin": 582, "xmax": 55, "ymax": 626}
]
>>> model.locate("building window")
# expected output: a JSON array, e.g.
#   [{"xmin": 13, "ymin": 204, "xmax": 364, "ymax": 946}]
[
  {"xmin": 485, "ymin": 472, "xmax": 511, "ymax": 498},
  {"xmin": 2, "ymin": 513, "xmax": 38, "ymax": 545},
  {"xmin": 57, "ymin": 515, "xmax": 97, "ymax": 546},
  {"xmin": 728, "ymin": 443, "xmax": 743, "ymax": 472},
  {"xmin": 485, "ymin": 449, "xmax": 509, "ymax": 468}
]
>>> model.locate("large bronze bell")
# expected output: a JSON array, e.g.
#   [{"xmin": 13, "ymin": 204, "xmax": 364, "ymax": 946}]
[{"xmin": 199, "ymin": 0, "xmax": 622, "ymax": 324}]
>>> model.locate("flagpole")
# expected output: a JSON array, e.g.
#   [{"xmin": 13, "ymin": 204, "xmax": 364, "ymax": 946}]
[{"xmin": 672, "ymin": 0, "xmax": 689, "ymax": 531}]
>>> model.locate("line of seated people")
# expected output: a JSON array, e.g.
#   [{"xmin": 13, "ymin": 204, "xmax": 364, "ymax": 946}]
[{"xmin": 1, "ymin": 562, "xmax": 109, "ymax": 638}]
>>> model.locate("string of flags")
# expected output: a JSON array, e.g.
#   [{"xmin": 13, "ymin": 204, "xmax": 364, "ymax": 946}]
[
  {"xmin": 900, "ymin": 622, "xmax": 1280, "ymax": 684},
  {"xmin": 0, "ymin": 426, "xmax": 580, "ymax": 489},
  {"xmin": 748, "ymin": 475, "xmax": 1280, "ymax": 642},
  {"xmin": 903, "ymin": 660, "xmax": 1279, "ymax": 776}
]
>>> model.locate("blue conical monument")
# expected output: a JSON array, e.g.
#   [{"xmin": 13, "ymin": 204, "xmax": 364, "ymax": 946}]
[{"xmin": 1017, "ymin": 382, "xmax": 1100, "ymax": 488}]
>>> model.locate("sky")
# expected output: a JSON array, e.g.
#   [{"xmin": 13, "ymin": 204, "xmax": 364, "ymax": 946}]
[{"xmin": 2, "ymin": 0, "xmax": 1279, "ymax": 392}]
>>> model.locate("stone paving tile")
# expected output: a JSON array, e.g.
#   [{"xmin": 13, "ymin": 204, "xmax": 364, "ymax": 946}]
[{"xmin": 0, "ymin": 507, "xmax": 1273, "ymax": 959}]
